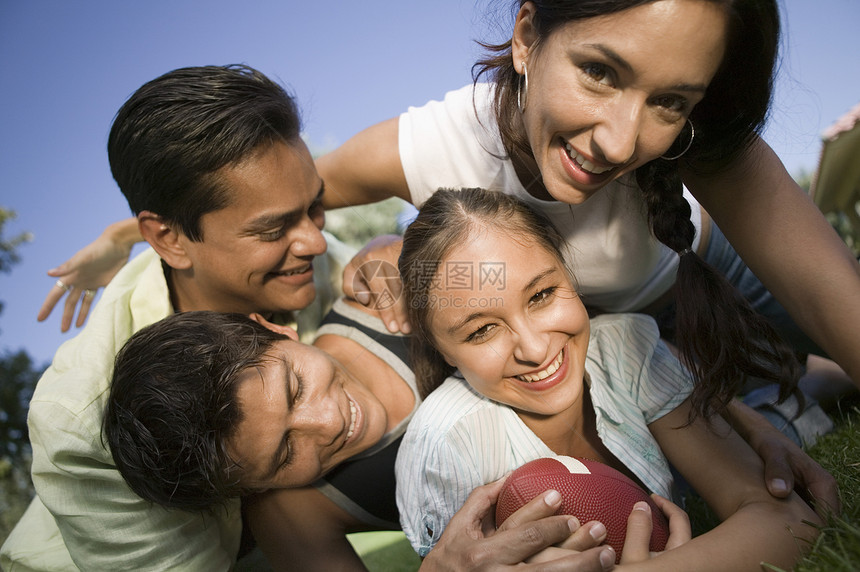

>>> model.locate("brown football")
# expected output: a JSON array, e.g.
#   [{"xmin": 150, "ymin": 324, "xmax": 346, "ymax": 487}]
[{"xmin": 495, "ymin": 456, "xmax": 669, "ymax": 562}]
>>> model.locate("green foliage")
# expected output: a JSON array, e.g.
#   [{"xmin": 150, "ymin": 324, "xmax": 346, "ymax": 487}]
[
  {"xmin": 0, "ymin": 454, "xmax": 34, "ymax": 547},
  {"xmin": 794, "ymin": 168, "xmax": 860, "ymax": 256},
  {"xmin": 793, "ymin": 168, "xmax": 813, "ymax": 193},
  {"xmin": 324, "ymin": 198, "xmax": 410, "ymax": 249},
  {"xmin": 0, "ymin": 207, "xmax": 42, "ymax": 547},
  {"xmin": 0, "ymin": 208, "xmax": 33, "ymax": 275},
  {"xmin": 792, "ymin": 404, "xmax": 860, "ymax": 571},
  {"xmin": 825, "ymin": 212, "xmax": 859, "ymax": 255},
  {"xmin": 0, "ymin": 350, "xmax": 44, "ymax": 459},
  {"xmin": 0, "ymin": 351, "xmax": 41, "ymax": 547},
  {"xmin": 684, "ymin": 401, "xmax": 860, "ymax": 571}
]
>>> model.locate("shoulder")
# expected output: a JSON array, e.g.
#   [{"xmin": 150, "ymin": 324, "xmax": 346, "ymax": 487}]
[
  {"xmin": 401, "ymin": 376, "xmax": 511, "ymax": 455},
  {"xmin": 398, "ymin": 84, "xmax": 508, "ymax": 206},
  {"xmin": 401, "ymin": 84, "xmax": 487, "ymax": 116},
  {"xmin": 587, "ymin": 314, "xmax": 693, "ymax": 418},
  {"xmin": 31, "ymin": 248, "xmax": 170, "ymax": 418},
  {"xmin": 410, "ymin": 377, "xmax": 492, "ymax": 430},
  {"xmin": 589, "ymin": 313, "xmax": 661, "ymax": 355},
  {"xmin": 399, "ymin": 83, "xmax": 500, "ymax": 151}
]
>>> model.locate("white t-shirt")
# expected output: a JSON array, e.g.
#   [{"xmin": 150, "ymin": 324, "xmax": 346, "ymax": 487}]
[
  {"xmin": 395, "ymin": 313, "xmax": 693, "ymax": 556},
  {"xmin": 399, "ymin": 83, "xmax": 702, "ymax": 312}
]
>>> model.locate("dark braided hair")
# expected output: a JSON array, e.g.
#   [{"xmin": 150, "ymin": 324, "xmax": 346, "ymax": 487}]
[{"xmin": 473, "ymin": 0, "xmax": 801, "ymax": 418}]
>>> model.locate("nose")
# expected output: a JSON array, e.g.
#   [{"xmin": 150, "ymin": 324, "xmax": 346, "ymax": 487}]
[
  {"xmin": 511, "ymin": 327, "xmax": 550, "ymax": 366},
  {"xmin": 292, "ymin": 397, "xmax": 342, "ymax": 448},
  {"xmin": 592, "ymin": 96, "xmax": 643, "ymax": 165},
  {"xmin": 291, "ymin": 214, "xmax": 328, "ymax": 259}
]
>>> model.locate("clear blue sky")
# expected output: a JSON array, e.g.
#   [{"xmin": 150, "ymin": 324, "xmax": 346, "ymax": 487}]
[{"xmin": 1, "ymin": 0, "xmax": 858, "ymax": 365}]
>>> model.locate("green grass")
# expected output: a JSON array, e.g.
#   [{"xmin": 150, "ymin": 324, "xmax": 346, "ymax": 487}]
[
  {"xmin": 792, "ymin": 402, "xmax": 860, "ymax": 571},
  {"xmin": 357, "ymin": 403, "xmax": 860, "ymax": 572},
  {"xmin": 4, "ymin": 407, "xmax": 858, "ymax": 571},
  {"xmin": 683, "ymin": 401, "xmax": 860, "ymax": 571},
  {"xmin": 350, "ymin": 531, "xmax": 421, "ymax": 572}
]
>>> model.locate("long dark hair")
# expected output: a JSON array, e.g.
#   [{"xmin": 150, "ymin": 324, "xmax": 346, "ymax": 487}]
[{"xmin": 472, "ymin": 1, "xmax": 799, "ymax": 416}]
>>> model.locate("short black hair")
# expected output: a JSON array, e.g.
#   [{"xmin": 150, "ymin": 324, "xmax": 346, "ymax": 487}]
[
  {"xmin": 103, "ymin": 311, "xmax": 288, "ymax": 511},
  {"xmin": 108, "ymin": 64, "xmax": 302, "ymax": 240}
]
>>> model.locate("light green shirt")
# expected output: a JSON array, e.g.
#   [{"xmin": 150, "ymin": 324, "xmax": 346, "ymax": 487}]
[{"xmin": 1, "ymin": 233, "xmax": 352, "ymax": 571}]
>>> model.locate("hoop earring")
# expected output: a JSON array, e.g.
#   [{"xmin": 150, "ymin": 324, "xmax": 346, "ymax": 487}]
[
  {"xmin": 661, "ymin": 118, "xmax": 695, "ymax": 160},
  {"xmin": 517, "ymin": 61, "xmax": 529, "ymax": 113}
]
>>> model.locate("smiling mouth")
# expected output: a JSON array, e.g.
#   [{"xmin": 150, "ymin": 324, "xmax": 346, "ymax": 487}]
[
  {"xmin": 564, "ymin": 142, "xmax": 614, "ymax": 175},
  {"xmin": 516, "ymin": 348, "xmax": 565, "ymax": 383},
  {"xmin": 270, "ymin": 263, "xmax": 312, "ymax": 277}
]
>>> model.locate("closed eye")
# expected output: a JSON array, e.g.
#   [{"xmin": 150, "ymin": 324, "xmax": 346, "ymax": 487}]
[
  {"xmin": 259, "ymin": 227, "xmax": 287, "ymax": 242},
  {"xmin": 279, "ymin": 366, "xmax": 305, "ymax": 469}
]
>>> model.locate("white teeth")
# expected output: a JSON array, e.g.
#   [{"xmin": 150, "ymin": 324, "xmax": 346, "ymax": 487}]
[
  {"xmin": 517, "ymin": 349, "xmax": 564, "ymax": 383},
  {"xmin": 565, "ymin": 143, "xmax": 613, "ymax": 175},
  {"xmin": 276, "ymin": 265, "xmax": 309, "ymax": 277},
  {"xmin": 346, "ymin": 401, "xmax": 356, "ymax": 440}
]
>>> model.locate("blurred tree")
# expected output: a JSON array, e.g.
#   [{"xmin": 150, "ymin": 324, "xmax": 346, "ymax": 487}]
[
  {"xmin": 0, "ymin": 350, "xmax": 39, "ymax": 458},
  {"xmin": 0, "ymin": 207, "xmax": 43, "ymax": 545},
  {"xmin": 0, "ymin": 209, "xmax": 33, "ymax": 320},
  {"xmin": 324, "ymin": 197, "xmax": 409, "ymax": 248},
  {"xmin": 793, "ymin": 168, "xmax": 813, "ymax": 193},
  {"xmin": 0, "ymin": 207, "xmax": 42, "ymax": 454}
]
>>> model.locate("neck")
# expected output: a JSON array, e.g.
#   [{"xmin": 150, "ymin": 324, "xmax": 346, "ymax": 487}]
[
  {"xmin": 167, "ymin": 267, "xmax": 200, "ymax": 313},
  {"xmin": 518, "ymin": 384, "xmax": 601, "ymax": 460},
  {"xmin": 507, "ymin": 113, "xmax": 552, "ymax": 201},
  {"xmin": 510, "ymin": 144, "xmax": 552, "ymax": 201},
  {"xmin": 167, "ymin": 266, "xmax": 270, "ymax": 319}
]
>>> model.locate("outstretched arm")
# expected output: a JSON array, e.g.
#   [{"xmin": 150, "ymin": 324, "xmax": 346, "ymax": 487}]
[
  {"xmin": 723, "ymin": 398, "xmax": 839, "ymax": 515},
  {"xmin": 246, "ymin": 479, "xmax": 615, "ymax": 572},
  {"xmin": 632, "ymin": 399, "xmax": 822, "ymax": 571},
  {"xmin": 683, "ymin": 136, "xmax": 860, "ymax": 386},
  {"xmin": 316, "ymin": 117, "xmax": 411, "ymax": 209},
  {"xmin": 245, "ymin": 487, "xmax": 369, "ymax": 572},
  {"xmin": 38, "ymin": 217, "xmax": 141, "ymax": 331}
]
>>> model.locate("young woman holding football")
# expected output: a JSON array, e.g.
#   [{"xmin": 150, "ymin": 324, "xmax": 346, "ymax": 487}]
[{"xmin": 396, "ymin": 188, "xmax": 820, "ymax": 570}]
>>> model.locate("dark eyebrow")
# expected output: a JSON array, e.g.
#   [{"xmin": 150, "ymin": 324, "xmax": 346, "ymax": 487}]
[
  {"xmin": 524, "ymin": 267, "xmax": 557, "ymax": 293},
  {"xmin": 584, "ymin": 43, "xmax": 708, "ymax": 94},
  {"xmin": 445, "ymin": 267, "xmax": 558, "ymax": 336},
  {"xmin": 244, "ymin": 181, "xmax": 325, "ymax": 233}
]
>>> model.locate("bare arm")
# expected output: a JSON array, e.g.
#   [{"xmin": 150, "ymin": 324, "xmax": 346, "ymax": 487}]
[
  {"xmin": 722, "ymin": 399, "xmax": 839, "ymax": 514},
  {"xmin": 316, "ymin": 117, "xmax": 412, "ymax": 209},
  {"xmin": 245, "ymin": 487, "xmax": 369, "ymax": 572},
  {"xmin": 627, "ymin": 399, "xmax": 822, "ymax": 571},
  {"xmin": 246, "ymin": 478, "xmax": 615, "ymax": 572},
  {"xmin": 38, "ymin": 217, "xmax": 142, "ymax": 331},
  {"xmin": 683, "ymin": 136, "xmax": 860, "ymax": 386}
]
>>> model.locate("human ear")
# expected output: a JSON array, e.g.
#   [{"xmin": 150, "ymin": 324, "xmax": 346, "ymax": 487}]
[
  {"xmin": 248, "ymin": 313, "xmax": 300, "ymax": 341},
  {"xmin": 137, "ymin": 211, "xmax": 192, "ymax": 270},
  {"xmin": 512, "ymin": 1, "xmax": 539, "ymax": 71}
]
